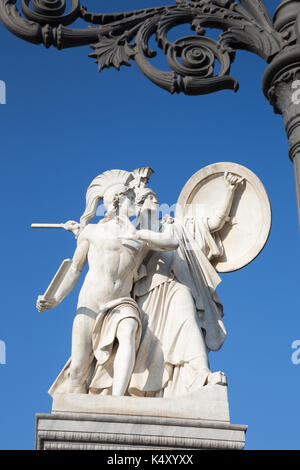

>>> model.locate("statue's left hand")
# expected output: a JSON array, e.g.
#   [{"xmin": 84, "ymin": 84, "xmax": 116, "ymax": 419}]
[
  {"xmin": 224, "ymin": 172, "xmax": 244, "ymax": 189},
  {"xmin": 36, "ymin": 295, "xmax": 58, "ymax": 313}
]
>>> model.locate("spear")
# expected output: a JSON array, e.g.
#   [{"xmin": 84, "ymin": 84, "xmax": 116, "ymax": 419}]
[
  {"xmin": 31, "ymin": 223, "xmax": 65, "ymax": 229},
  {"xmin": 31, "ymin": 221, "xmax": 80, "ymax": 234}
]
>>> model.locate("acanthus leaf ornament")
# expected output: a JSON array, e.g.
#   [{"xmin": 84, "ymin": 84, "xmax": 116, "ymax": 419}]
[
  {"xmin": 0, "ymin": 0, "xmax": 292, "ymax": 94},
  {"xmin": 2, "ymin": 2, "xmax": 300, "ymax": 233},
  {"xmin": 89, "ymin": 35, "xmax": 135, "ymax": 72}
]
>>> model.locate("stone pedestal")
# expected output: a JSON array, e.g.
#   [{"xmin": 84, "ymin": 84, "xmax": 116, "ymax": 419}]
[{"xmin": 35, "ymin": 384, "xmax": 247, "ymax": 450}]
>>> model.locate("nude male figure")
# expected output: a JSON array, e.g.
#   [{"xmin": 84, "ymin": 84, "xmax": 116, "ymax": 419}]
[{"xmin": 36, "ymin": 172, "xmax": 178, "ymax": 396}]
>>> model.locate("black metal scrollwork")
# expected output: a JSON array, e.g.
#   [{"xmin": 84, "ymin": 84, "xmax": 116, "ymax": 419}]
[
  {"xmin": 131, "ymin": 9, "xmax": 239, "ymax": 95},
  {"xmin": 0, "ymin": 0, "xmax": 289, "ymax": 95},
  {"xmin": 21, "ymin": 0, "xmax": 80, "ymax": 26}
]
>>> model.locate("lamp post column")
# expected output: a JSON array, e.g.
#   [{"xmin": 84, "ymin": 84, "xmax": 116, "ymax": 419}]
[{"xmin": 263, "ymin": 0, "xmax": 300, "ymax": 227}]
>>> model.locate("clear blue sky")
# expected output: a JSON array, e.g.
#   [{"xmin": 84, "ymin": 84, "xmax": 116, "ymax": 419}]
[{"xmin": 0, "ymin": 0, "xmax": 299, "ymax": 450}]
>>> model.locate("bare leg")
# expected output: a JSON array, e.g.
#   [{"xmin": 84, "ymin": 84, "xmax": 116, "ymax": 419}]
[
  {"xmin": 113, "ymin": 316, "xmax": 139, "ymax": 396},
  {"xmin": 69, "ymin": 307, "xmax": 97, "ymax": 393}
]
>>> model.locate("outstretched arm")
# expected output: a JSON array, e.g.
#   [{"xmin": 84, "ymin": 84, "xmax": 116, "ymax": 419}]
[
  {"xmin": 206, "ymin": 172, "xmax": 244, "ymax": 233},
  {"xmin": 36, "ymin": 234, "xmax": 89, "ymax": 313},
  {"xmin": 136, "ymin": 229, "xmax": 179, "ymax": 251},
  {"xmin": 119, "ymin": 225, "xmax": 178, "ymax": 252}
]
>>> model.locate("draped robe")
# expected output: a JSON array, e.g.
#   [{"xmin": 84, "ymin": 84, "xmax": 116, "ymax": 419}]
[{"xmin": 49, "ymin": 216, "xmax": 226, "ymax": 397}]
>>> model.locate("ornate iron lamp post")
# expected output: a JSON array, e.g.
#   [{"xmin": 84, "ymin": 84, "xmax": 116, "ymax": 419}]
[{"xmin": 1, "ymin": 0, "xmax": 300, "ymax": 224}]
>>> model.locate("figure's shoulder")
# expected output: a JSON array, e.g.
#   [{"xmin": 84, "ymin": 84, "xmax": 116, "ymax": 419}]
[{"xmin": 78, "ymin": 223, "xmax": 96, "ymax": 242}]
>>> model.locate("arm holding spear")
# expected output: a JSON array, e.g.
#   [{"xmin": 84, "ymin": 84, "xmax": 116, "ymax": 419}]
[{"xmin": 31, "ymin": 220, "xmax": 80, "ymax": 237}]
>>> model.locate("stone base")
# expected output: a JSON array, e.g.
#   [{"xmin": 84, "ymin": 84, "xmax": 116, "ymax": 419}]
[
  {"xmin": 35, "ymin": 385, "xmax": 247, "ymax": 450},
  {"xmin": 36, "ymin": 412, "xmax": 247, "ymax": 450},
  {"xmin": 51, "ymin": 383, "xmax": 230, "ymax": 421}
]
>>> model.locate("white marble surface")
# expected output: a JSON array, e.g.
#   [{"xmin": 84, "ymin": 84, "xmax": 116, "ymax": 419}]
[
  {"xmin": 176, "ymin": 162, "xmax": 272, "ymax": 272},
  {"xmin": 52, "ymin": 383, "xmax": 230, "ymax": 422},
  {"xmin": 33, "ymin": 165, "xmax": 269, "ymax": 407}
]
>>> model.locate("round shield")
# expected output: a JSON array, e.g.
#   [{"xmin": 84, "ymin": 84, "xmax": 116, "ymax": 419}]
[{"xmin": 175, "ymin": 162, "xmax": 272, "ymax": 273}]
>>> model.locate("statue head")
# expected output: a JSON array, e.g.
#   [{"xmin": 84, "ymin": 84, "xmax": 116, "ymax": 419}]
[
  {"xmin": 129, "ymin": 167, "xmax": 157, "ymax": 229},
  {"xmin": 79, "ymin": 169, "xmax": 134, "ymax": 232},
  {"xmin": 134, "ymin": 187, "xmax": 159, "ymax": 230},
  {"xmin": 135, "ymin": 187, "xmax": 158, "ymax": 211},
  {"xmin": 103, "ymin": 184, "xmax": 136, "ymax": 218}
]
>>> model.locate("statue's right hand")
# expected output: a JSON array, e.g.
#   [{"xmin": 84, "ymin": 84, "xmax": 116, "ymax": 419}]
[
  {"xmin": 36, "ymin": 295, "xmax": 57, "ymax": 313},
  {"xmin": 62, "ymin": 220, "xmax": 80, "ymax": 235}
]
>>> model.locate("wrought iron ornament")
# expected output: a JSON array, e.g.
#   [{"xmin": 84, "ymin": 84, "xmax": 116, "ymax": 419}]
[
  {"xmin": 0, "ymin": 0, "xmax": 292, "ymax": 96},
  {"xmin": 2, "ymin": 1, "xmax": 300, "ymax": 223}
]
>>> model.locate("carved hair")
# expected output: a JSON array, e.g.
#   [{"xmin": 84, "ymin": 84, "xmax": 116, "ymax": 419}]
[
  {"xmin": 103, "ymin": 186, "xmax": 135, "ymax": 222},
  {"xmin": 135, "ymin": 187, "xmax": 158, "ymax": 206},
  {"xmin": 79, "ymin": 169, "xmax": 133, "ymax": 234}
]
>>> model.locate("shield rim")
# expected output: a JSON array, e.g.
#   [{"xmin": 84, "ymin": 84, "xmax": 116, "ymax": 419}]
[{"xmin": 175, "ymin": 162, "xmax": 272, "ymax": 273}]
